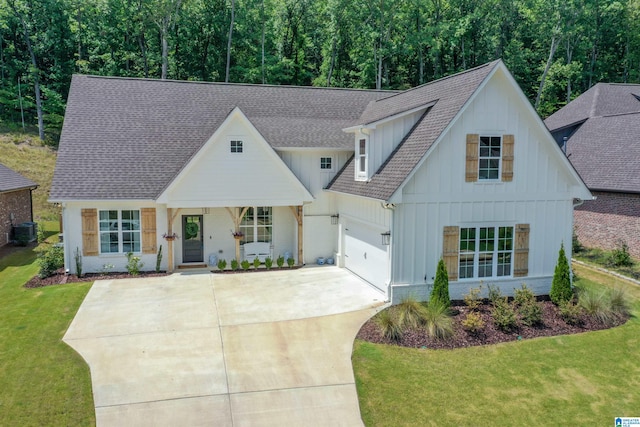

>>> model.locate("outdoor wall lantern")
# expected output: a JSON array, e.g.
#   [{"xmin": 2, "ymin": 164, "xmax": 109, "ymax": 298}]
[
  {"xmin": 331, "ymin": 214, "xmax": 339, "ymax": 225},
  {"xmin": 381, "ymin": 231, "xmax": 391, "ymax": 245}
]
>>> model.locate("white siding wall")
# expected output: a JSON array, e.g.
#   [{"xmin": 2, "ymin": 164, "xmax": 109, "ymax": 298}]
[{"xmin": 391, "ymin": 71, "xmax": 577, "ymax": 302}]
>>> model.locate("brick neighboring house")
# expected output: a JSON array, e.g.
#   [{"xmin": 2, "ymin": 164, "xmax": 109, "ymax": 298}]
[
  {"xmin": 0, "ymin": 163, "xmax": 38, "ymax": 247},
  {"xmin": 545, "ymin": 83, "xmax": 640, "ymax": 259}
]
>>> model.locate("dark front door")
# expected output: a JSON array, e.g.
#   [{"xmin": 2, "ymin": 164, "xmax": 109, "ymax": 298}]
[{"xmin": 182, "ymin": 215, "xmax": 203, "ymax": 263}]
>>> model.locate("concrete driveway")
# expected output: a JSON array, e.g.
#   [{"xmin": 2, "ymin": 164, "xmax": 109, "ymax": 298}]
[{"xmin": 63, "ymin": 266, "xmax": 385, "ymax": 426}]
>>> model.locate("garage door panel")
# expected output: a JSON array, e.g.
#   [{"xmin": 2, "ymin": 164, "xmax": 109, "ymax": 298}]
[{"xmin": 344, "ymin": 220, "xmax": 388, "ymax": 293}]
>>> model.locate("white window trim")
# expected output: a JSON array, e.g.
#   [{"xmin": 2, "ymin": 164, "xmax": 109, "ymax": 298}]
[
  {"xmin": 99, "ymin": 209, "xmax": 141, "ymax": 254},
  {"xmin": 478, "ymin": 134, "xmax": 502, "ymax": 181},
  {"xmin": 239, "ymin": 207, "xmax": 273, "ymax": 244},
  {"xmin": 458, "ymin": 223, "xmax": 514, "ymax": 280},
  {"xmin": 355, "ymin": 136, "xmax": 368, "ymax": 181},
  {"xmin": 230, "ymin": 139, "xmax": 243, "ymax": 153},
  {"xmin": 320, "ymin": 156, "xmax": 334, "ymax": 171}
]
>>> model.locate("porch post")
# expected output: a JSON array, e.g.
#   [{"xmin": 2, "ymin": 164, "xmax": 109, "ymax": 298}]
[
  {"xmin": 289, "ymin": 205, "xmax": 303, "ymax": 265},
  {"xmin": 167, "ymin": 208, "xmax": 174, "ymax": 272}
]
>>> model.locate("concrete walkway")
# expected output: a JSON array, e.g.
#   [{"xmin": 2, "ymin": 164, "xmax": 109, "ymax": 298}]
[{"xmin": 63, "ymin": 266, "xmax": 385, "ymax": 426}]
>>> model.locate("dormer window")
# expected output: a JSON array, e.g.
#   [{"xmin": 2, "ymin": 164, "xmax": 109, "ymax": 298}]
[
  {"xmin": 230, "ymin": 140, "xmax": 243, "ymax": 153},
  {"xmin": 356, "ymin": 136, "xmax": 368, "ymax": 180}
]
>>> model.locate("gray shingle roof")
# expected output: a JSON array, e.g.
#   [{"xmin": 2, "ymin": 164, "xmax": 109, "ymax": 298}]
[
  {"xmin": 545, "ymin": 83, "xmax": 640, "ymax": 193},
  {"xmin": 0, "ymin": 163, "xmax": 38, "ymax": 192},
  {"xmin": 51, "ymin": 76, "xmax": 392, "ymax": 200},
  {"xmin": 326, "ymin": 61, "xmax": 500, "ymax": 201}
]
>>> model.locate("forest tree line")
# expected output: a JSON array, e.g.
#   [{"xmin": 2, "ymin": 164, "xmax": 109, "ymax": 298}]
[{"xmin": 1, "ymin": 0, "xmax": 639, "ymax": 144}]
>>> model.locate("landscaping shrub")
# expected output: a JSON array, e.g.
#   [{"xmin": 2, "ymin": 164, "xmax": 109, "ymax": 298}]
[
  {"xmin": 608, "ymin": 287, "xmax": 629, "ymax": 315},
  {"xmin": 217, "ymin": 259, "xmax": 227, "ymax": 270},
  {"xmin": 125, "ymin": 252, "xmax": 143, "ymax": 275},
  {"xmin": 287, "ymin": 257, "xmax": 295, "ymax": 268},
  {"xmin": 241, "ymin": 260, "xmax": 251, "ymax": 271},
  {"xmin": 518, "ymin": 300, "xmax": 543, "ymax": 326},
  {"xmin": 230, "ymin": 259, "xmax": 239, "ymax": 270},
  {"xmin": 276, "ymin": 256, "xmax": 285, "ymax": 268},
  {"xmin": 74, "ymin": 247, "xmax": 83, "ymax": 278},
  {"xmin": 572, "ymin": 227, "xmax": 583, "ymax": 253},
  {"xmin": 492, "ymin": 298, "xmax": 518, "ymax": 332},
  {"xmin": 37, "ymin": 223, "xmax": 46, "ymax": 244},
  {"xmin": 375, "ymin": 310, "xmax": 403, "ymax": 341},
  {"xmin": 463, "ymin": 286, "xmax": 483, "ymax": 311},
  {"xmin": 253, "ymin": 257, "xmax": 261, "ymax": 269},
  {"xmin": 513, "ymin": 284, "xmax": 535, "ymax": 306},
  {"xmin": 423, "ymin": 299, "xmax": 454, "ymax": 339},
  {"xmin": 578, "ymin": 287, "xmax": 615, "ymax": 326},
  {"xmin": 550, "ymin": 243, "xmax": 573, "ymax": 305},
  {"xmin": 155, "ymin": 245, "xmax": 163, "ymax": 273},
  {"xmin": 461, "ymin": 311, "xmax": 485, "ymax": 334},
  {"xmin": 430, "ymin": 258, "xmax": 451, "ymax": 307},
  {"xmin": 606, "ymin": 240, "xmax": 634, "ymax": 268},
  {"xmin": 397, "ymin": 297, "xmax": 426, "ymax": 329},
  {"xmin": 38, "ymin": 245, "xmax": 64, "ymax": 278},
  {"xmin": 487, "ymin": 284, "xmax": 502, "ymax": 305},
  {"xmin": 558, "ymin": 300, "xmax": 583, "ymax": 325},
  {"xmin": 264, "ymin": 257, "xmax": 273, "ymax": 269}
]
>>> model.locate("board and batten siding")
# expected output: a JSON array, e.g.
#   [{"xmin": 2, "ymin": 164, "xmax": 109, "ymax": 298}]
[{"xmin": 390, "ymin": 71, "xmax": 579, "ymax": 302}]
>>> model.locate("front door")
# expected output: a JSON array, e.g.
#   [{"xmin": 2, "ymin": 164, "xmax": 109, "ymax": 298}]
[{"xmin": 182, "ymin": 215, "xmax": 203, "ymax": 263}]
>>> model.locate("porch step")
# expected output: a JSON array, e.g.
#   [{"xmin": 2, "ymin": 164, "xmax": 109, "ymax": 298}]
[{"xmin": 177, "ymin": 264, "xmax": 208, "ymax": 269}]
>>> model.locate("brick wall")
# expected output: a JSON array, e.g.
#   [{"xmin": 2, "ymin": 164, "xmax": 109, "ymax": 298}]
[
  {"xmin": 0, "ymin": 189, "xmax": 33, "ymax": 247},
  {"xmin": 574, "ymin": 191, "xmax": 640, "ymax": 259}
]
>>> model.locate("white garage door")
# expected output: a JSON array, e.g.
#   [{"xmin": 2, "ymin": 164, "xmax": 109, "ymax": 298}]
[{"xmin": 344, "ymin": 219, "xmax": 389, "ymax": 293}]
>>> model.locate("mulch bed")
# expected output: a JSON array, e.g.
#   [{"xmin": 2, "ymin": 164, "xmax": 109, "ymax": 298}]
[
  {"xmin": 356, "ymin": 300, "xmax": 629, "ymax": 350},
  {"xmin": 24, "ymin": 269, "xmax": 169, "ymax": 288}
]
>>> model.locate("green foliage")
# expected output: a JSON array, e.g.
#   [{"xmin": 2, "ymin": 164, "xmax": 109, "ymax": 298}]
[
  {"xmin": 241, "ymin": 260, "xmax": 251, "ymax": 271},
  {"xmin": 230, "ymin": 259, "xmax": 239, "ymax": 271},
  {"xmin": 461, "ymin": 311, "xmax": 485, "ymax": 334},
  {"xmin": 550, "ymin": 243, "xmax": 573, "ymax": 305},
  {"xmin": 396, "ymin": 297, "xmax": 426, "ymax": 329},
  {"xmin": 74, "ymin": 247, "xmax": 83, "ymax": 278},
  {"xmin": 217, "ymin": 258, "xmax": 227, "ymax": 270},
  {"xmin": 100, "ymin": 264, "xmax": 114, "ymax": 276},
  {"xmin": 606, "ymin": 241, "xmax": 634, "ymax": 268},
  {"xmin": 430, "ymin": 258, "xmax": 450, "ymax": 307},
  {"xmin": 264, "ymin": 257, "xmax": 273, "ymax": 270},
  {"xmin": 38, "ymin": 245, "xmax": 64, "ymax": 278},
  {"xmin": 608, "ymin": 287, "xmax": 629, "ymax": 316},
  {"xmin": 513, "ymin": 284, "xmax": 536, "ymax": 307},
  {"xmin": 518, "ymin": 300, "xmax": 543, "ymax": 327},
  {"xmin": 287, "ymin": 257, "xmax": 295, "ymax": 268},
  {"xmin": 558, "ymin": 300, "xmax": 583, "ymax": 325},
  {"xmin": 253, "ymin": 257, "xmax": 261, "ymax": 269},
  {"xmin": 487, "ymin": 284, "xmax": 503, "ymax": 305},
  {"xmin": 572, "ymin": 228, "xmax": 583, "ymax": 253},
  {"xmin": 375, "ymin": 310, "xmax": 403, "ymax": 341},
  {"xmin": 492, "ymin": 298, "xmax": 518, "ymax": 332},
  {"xmin": 155, "ymin": 245, "xmax": 163, "ymax": 273},
  {"xmin": 276, "ymin": 256, "xmax": 285, "ymax": 268},
  {"xmin": 422, "ymin": 299, "xmax": 454, "ymax": 339},
  {"xmin": 578, "ymin": 287, "xmax": 615, "ymax": 326},
  {"xmin": 125, "ymin": 252, "xmax": 143, "ymax": 276},
  {"xmin": 463, "ymin": 286, "xmax": 483, "ymax": 311},
  {"xmin": 37, "ymin": 223, "xmax": 46, "ymax": 244}
]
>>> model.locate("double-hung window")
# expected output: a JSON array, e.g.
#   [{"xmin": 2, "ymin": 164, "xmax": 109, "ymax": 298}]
[
  {"xmin": 99, "ymin": 210, "xmax": 141, "ymax": 253},
  {"xmin": 478, "ymin": 136, "xmax": 501, "ymax": 180},
  {"xmin": 459, "ymin": 226, "xmax": 513, "ymax": 279},
  {"xmin": 356, "ymin": 137, "xmax": 367, "ymax": 180},
  {"xmin": 239, "ymin": 207, "xmax": 272, "ymax": 244}
]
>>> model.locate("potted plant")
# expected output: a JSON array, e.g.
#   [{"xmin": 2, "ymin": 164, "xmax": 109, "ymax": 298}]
[
  {"xmin": 231, "ymin": 230, "xmax": 244, "ymax": 240},
  {"xmin": 162, "ymin": 232, "xmax": 179, "ymax": 241}
]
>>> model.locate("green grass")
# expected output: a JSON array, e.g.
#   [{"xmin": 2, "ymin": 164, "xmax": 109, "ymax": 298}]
[
  {"xmin": 0, "ymin": 229, "xmax": 95, "ymax": 425},
  {"xmin": 574, "ymin": 246, "xmax": 640, "ymax": 281},
  {"xmin": 353, "ymin": 264, "xmax": 640, "ymax": 426},
  {"xmin": 0, "ymin": 132, "xmax": 59, "ymax": 220}
]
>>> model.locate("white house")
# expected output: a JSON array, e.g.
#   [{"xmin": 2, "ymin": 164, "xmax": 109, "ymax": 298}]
[{"xmin": 50, "ymin": 60, "xmax": 591, "ymax": 302}]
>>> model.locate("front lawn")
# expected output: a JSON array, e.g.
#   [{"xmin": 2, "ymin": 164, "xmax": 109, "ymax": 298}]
[
  {"xmin": 353, "ymin": 264, "xmax": 640, "ymax": 426},
  {"xmin": 0, "ymin": 244, "xmax": 95, "ymax": 425}
]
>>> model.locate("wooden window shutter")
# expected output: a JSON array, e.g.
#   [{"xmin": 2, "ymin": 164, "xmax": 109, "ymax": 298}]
[
  {"xmin": 502, "ymin": 134, "xmax": 514, "ymax": 182},
  {"xmin": 141, "ymin": 208, "xmax": 157, "ymax": 254},
  {"xmin": 81, "ymin": 208, "xmax": 98, "ymax": 256},
  {"xmin": 442, "ymin": 226, "xmax": 460, "ymax": 281},
  {"xmin": 513, "ymin": 223, "xmax": 530, "ymax": 277},
  {"xmin": 465, "ymin": 134, "xmax": 479, "ymax": 182}
]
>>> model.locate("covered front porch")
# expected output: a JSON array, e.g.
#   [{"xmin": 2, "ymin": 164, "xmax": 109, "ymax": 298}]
[{"xmin": 162, "ymin": 205, "xmax": 304, "ymax": 272}]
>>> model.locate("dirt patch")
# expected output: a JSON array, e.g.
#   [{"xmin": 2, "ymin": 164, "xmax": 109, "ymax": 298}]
[
  {"xmin": 24, "ymin": 269, "xmax": 170, "ymax": 288},
  {"xmin": 356, "ymin": 300, "xmax": 629, "ymax": 350}
]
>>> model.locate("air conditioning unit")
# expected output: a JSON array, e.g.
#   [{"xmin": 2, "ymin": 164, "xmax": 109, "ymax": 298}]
[{"xmin": 13, "ymin": 222, "xmax": 37, "ymax": 243}]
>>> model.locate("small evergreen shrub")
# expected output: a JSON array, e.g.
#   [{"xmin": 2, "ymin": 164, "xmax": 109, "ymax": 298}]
[
  {"xmin": 430, "ymin": 258, "xmax": 451, "ymax": 307},
  {"xmin": 461, "ymin": 311, "xmax": 485, "ymax": 334},
  {"xmin": 606, "ymin": 240, "xmax": 634, "ymax": 267},
  {"xmin": 74, "ymin": 247, "xmax": 83, "ymax": 278},
  {"xmin": 375, "ymin": 310, "xmax": 403, "ymax": 341},
  {"xmin": 513, "ymin": 284, "xmax": 536, "ymax": 306},
  {"xmin": 37, "ymin": 224, "xmax": 46, "ymax": 243},
  {"xmin": 397, "ymin": 296, "xmax": 426, "ymax": 329},
  {"xmin": 276, "ymin": 256, "xmax": 285, "ymax": 268},
  {"xmin": 253, "ymin": 257, "xmax": 261, "ymax": 269},
  {"xmin": 463, "ymin": 286, "xmax": 483, "ymax": 311},
  {"xmin": 423, "ymin": 299, "xmax": 454, "ymax": 339},
  {"xmin": 241, "ymin": 260, "xmax": 251, "ymax": 271},
  {"xmin": 264, "ymin": 257, "xmax": 273, "ymax": 269},
  {"xmin": 572, "ymin": 227, "xmax": 583, "ymax": 253},
  {"xmin": 38, "ymin": 245, "xmax": 64, "ymax": 278},
  {"xmin": 155, "ymin": 245, "xmax": 163, "ymax": 273},
  {"xmin": 217, "ymin": 259, "xmax": 227, "ymax": 270},
  {"xmin": 230, "ymin": 259, "xmax": 239, "ymax": 271},
  {"xmin": 518, "ymin": 300, "xmax": 543, "ymax": 326},
  {"xmin": 558, "ymin": 300, "xmax": 582, "ymax": 325},
  {"xmin": 287, "ymin": 257, "xmax": 295, "ymax": 268},
  {"xmin": 125, "ymin": 252, "xmax": 144, "ymax": 275},
  {"xmin": 492, "ymin": 298, "xmax": 518, "ymax": 332},
  {"xmin": 487, "ymin": 284, "xmax": 502, "ymax": 305},
  {"xmin": 550, "ymin": 243, "xmax": 573, "ymax": 305}
]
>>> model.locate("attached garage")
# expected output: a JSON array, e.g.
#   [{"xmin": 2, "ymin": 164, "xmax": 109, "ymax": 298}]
[{"xmin": 343, "ymin": 218, "xmax": 389, "ymax": 294}]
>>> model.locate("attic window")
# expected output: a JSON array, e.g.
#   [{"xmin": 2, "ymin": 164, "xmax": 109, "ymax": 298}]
[
  {"xmin": 320, "ymin": 157, "xmax": 333, "ymax": 170},
  {"xmin": 356, "ymin": 137, "xmax": 368, "ymax": 180},
  {"xmin": 230, "ymin": 140, "xmax": 243, "ymax": 153},
  {"xmin": 478, "ymin": 136, "xmax": 501, "ymax": 180}
]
